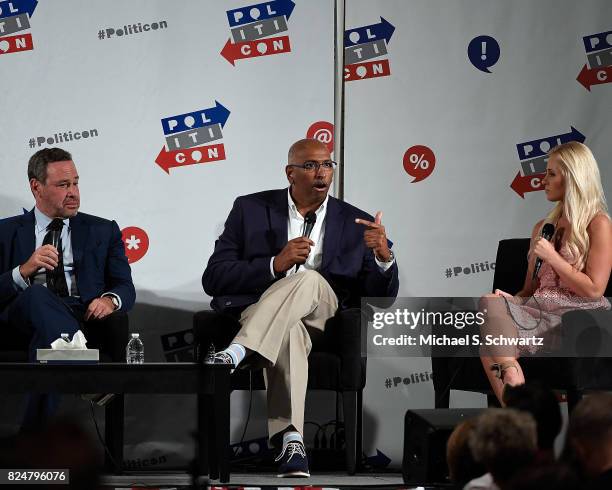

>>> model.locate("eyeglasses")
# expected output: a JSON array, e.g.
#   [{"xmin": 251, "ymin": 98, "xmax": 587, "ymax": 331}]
[{"xmin": 287, "ymin": 160, "xmax": 337, "ymax": 172}]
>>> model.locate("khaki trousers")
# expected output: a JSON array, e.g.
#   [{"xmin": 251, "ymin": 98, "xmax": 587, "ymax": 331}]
[{"xmin": 233, "ymin": 270, "xmax": 338, "ymax": 440}]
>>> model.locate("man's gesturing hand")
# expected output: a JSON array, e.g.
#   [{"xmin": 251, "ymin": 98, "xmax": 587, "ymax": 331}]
[
  {"xmin": 19, "ymin": 245, "xmax": 59, "ymax": 279},
  {"xmin": 273, "ymin": 237, "xmax": 315, "ymax": 274},
  {"xmin": 355, "ymin": 211, "xmax": 391, "ymax": 262}
]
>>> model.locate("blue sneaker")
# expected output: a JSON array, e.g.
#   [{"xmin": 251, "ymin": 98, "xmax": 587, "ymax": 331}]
[{"xmin": 275, "ymin": 440, "xmax": 310, "ymax": 477}]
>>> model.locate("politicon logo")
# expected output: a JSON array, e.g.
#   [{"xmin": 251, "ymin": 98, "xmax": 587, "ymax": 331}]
[
  {"xmin": 221, "ymin": 0, "xmax": 295, "ymax": 66},
  {"xmin": 344, "ymin": 17, "xmax": 395, "ymax": 82},
  {"xmin": 155, "ymin": 101, "xmax": 231, "ymax": 174},
  {"xmin": 577, "ymin": 28, "xmax": 612, "ymax": 91},
  {"xmin": 511, "ymin": 127, "xmax": 585, "ymax": 198},
  {"xmin": 0, "ymin": 0, "xmax": 37, "ymax": 56},
  {"xmin": 161, "ymin": 328, "xmax": 194, "ymax": 362}
]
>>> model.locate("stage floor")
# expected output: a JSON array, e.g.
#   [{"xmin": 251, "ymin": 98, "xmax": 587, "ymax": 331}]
[{"xmin": 101, "ymin": 471, "xmax": 414, "ymax": 489}]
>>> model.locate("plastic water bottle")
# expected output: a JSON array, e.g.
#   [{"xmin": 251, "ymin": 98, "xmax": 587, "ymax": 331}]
[
  {"xmin": 126, "ymin": 333, "xmax": 144, "ymax": 364},
  {"xmin": 204, "ymin": 343, "xmax": 216, "ymax": 364}
]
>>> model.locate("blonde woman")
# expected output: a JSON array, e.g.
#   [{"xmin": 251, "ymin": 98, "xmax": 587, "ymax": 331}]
[{"xmin": 480, "ymin": 141, "xmax": 612, "ymax": 403}]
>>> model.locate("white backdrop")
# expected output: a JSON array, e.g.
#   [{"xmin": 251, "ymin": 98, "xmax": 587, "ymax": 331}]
[
  {"xmin": 1, "ymin": 0, "xmax": 334, "ymax": 308},
  {"xmin": 0, "ymin": 0, "xmax": 337, "ymax": 468},
  {"xmin": 345, "ymin": 0, "xmax": 612, "ymax": 465}
]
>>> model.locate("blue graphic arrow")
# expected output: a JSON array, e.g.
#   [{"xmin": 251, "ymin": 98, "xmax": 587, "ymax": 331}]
[
  {"xmin": 161, "ymin": 101, "xmax": 230, "ymax": 136},
  {"xmin": 564, "ymin": 126, "xmax": 586, "ymax": 144},
  {"xmin": 205, "ymin": 100, "xmax": 231, "ymax": 129},
  {"xmin": 227, "ymin": 0, "xmax": 295, "ymax": 28},
  {"xmin": 344, "ymin": 17, "xmax": 395, "ymax": 47},
  {"xmin": 516, "ymin": 126, "xmax": 585, "ymax": 160},
  {"xmin": 0, "ymin": 0, "xmax": 37, "ymax": 19}
]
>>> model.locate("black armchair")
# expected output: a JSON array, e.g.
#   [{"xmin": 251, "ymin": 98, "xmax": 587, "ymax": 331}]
[
  {"xmin": 192, "ymin": 307, "xmax": 366, "ymax": 474},
  {"xmin": 0, "ymin": 313, "xmax": 129, "ymax": 471},
  {"xmin": 432, "ymin": 238, "xmax": 612, "ymax": 411}
]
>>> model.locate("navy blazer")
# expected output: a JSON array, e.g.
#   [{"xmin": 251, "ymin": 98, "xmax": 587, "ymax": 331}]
[
  {"xmin": 202, "ymin": 189, "xmax": 399, "ymax": 312},
  {"xmin": 0, "ymin": 209, "xmax": 135, "ymax": 312}
]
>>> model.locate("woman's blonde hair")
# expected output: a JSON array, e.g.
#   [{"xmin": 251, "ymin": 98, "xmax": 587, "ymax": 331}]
[{"xmin": 545, "ymin": 141, "xmax": 609, "ymax": 271}]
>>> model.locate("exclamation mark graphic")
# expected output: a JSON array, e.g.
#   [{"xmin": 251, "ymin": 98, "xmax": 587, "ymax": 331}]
[{"xmin": 481, "ymin": 41, "xmax": 487, "ymax": 60}]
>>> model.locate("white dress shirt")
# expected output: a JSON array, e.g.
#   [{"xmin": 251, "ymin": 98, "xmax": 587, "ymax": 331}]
[{"xmin": 269, "ymin": 188, "xmax": 395, "ymax": 278}]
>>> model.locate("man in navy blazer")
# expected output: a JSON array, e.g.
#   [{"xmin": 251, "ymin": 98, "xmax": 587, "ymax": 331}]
[
  {"xmin": 203, "ymin": 139, "xmax": 398, "ymax": 477},
  {"xmin": 0, "ymin": 147, "xmax": 135, "ymax": 427}
]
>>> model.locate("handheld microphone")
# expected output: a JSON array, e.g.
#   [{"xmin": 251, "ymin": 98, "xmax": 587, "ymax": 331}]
[
  {"xmin": 296, "ymin": 211, "xmax": 317, "ymax": 272},
  {"xmin": 48, "ymin": 221, "xmax": 63, "ymax": 273},
  {"xmin": 303, "ymin": 211, "xmax": 317, "ymax": 238},
  {"xmin": 532, "ymin": 223, "xmax": 555, "ymax": 280}
]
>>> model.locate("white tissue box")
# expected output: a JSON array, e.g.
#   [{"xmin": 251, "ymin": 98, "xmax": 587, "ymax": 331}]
[{"xmin": 36, "ymin": 349, "xmax": 99, "ymax": 363}]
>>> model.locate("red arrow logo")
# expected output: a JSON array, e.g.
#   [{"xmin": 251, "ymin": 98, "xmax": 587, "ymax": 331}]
[
  {"xmin": 344, "ymin": 58, "xmax": 391, "ymax": 82},
  {"xmin": 220, "ymin": 36, "xmax": 291, "ymax": 65},
  {"xmin": 220, "ymin": 39, "xmax": 240, "ymax": 66},
  {"xmin": 0, "ymin": 33, "xmax": 33, "ymax": 56},
  {"xmin": 576, "ymin": 64, "xmax": 612, "ymax": 91},
  {"xmin": 511, "ymin": 172, "xmax": 545, "ymax": 198},
  {"xmin": 155, "ymin": 143, "xmax": 226, "ymax": 174}
]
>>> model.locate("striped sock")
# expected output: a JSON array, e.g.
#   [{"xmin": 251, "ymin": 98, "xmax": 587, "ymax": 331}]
[
  {"xmin": 282, "ymin": 431, "xmax": 303, "ymax": 449},
  {"xmin": 220, "ymin": 342, "xmax": 246, "ymax": 367}
]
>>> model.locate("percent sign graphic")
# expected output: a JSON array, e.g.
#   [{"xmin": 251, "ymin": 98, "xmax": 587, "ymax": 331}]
[
  {"xmin": 410, "ymin": 153, "xmax": 429, "ymax": 169},
  {"xmin": 403, "ymin": 145, "xmax": 435, "ymax": 182}
]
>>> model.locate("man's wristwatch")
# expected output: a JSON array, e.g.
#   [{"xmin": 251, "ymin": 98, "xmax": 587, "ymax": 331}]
[
  {"xmin": 108, "ymin": 295, "xmax": 120, "ymax": 310},
  {"xmin": 377, "ymin": 250, "xmax": 395, "ymax": 263}
]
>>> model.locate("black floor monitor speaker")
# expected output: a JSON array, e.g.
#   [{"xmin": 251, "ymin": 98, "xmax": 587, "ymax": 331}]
[{"xmin": 402, "ymin": 408, "xmax": 483, "ymax": 486}]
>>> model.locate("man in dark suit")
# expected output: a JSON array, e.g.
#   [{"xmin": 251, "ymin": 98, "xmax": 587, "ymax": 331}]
[
  {"xmin": 202, "ymin": 138, "xmax": 399, "ymax": 477},
  {"xmin": 0, "ymin": 147, "xmax": 135, "ymax": 428}
]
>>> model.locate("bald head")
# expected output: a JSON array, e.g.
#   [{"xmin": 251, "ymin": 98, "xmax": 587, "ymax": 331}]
[
  {"xmin": 288, "ymin": 139, "xmax": 329, "ymax": 164},
  {"xmin": 285, "ymin": 138, "xmax": 333, "ymax": 207}
]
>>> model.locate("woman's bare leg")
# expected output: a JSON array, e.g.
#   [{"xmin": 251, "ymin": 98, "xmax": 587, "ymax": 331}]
[{"xmin": 479, "ymin": 294, "xmax": 525, "ymax": 405}]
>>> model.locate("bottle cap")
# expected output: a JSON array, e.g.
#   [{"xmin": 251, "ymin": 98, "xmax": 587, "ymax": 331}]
[{"xmin": 131, "ymin": 333, "xmax": 139, "ymax": 338}]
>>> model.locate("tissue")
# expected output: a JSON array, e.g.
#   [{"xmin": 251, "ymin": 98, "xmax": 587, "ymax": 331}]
[
  {"xmin": 37, "ymin": 330, "xmax": 99, "ymax": 363},
  {"xmin": 50, "ymin": 330, "xmax": 88, "ymax": 350}
]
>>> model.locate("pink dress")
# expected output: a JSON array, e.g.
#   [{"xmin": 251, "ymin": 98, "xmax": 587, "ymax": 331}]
[{"xmin": 505, "ymin": 245, "xmax": 610, "ymax": 355}]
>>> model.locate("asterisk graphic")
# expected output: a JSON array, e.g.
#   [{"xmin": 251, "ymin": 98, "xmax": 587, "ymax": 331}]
[{"xmin": 125, "ymin": 235, "xmax": 141, "ymax": 250}]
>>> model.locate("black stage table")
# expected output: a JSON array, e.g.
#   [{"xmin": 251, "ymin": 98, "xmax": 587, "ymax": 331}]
[{"xmin": 0, "ymin": 362, "xmax": 232, "ymax": 483}]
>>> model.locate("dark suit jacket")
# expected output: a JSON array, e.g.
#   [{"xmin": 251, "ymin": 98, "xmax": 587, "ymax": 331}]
[
  {"xmin": 202, "ymin": 189, "xmax": 399, "ymax": 312},
  {"xmin": 0, "ymin": 209, "xmax": 135, "ymax": 313}
]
